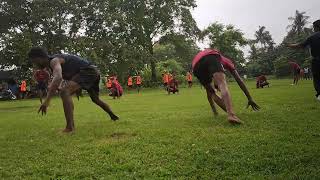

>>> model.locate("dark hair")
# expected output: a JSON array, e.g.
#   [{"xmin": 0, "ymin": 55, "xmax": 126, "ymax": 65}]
[
  {"xmin": 313, "ymin": 20, "xmax": 320, "ymax": 29},
  {"xmin": 28, "ymin": 47, "xmax": 49, "ymax": 59}
]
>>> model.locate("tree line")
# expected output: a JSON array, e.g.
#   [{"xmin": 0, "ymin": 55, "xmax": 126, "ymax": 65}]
[{"xmin": 0, "ymin": 0, "xmax": 313, "ymax": 85}]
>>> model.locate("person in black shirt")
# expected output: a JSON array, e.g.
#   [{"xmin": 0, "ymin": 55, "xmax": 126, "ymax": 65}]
[
  {"xmin": 287, "ymin": 20, "xmax": 320, "ymax": 101},
  {"xmin": 28, "ymin": 47, "xmax": 119, "ymax": 133}
]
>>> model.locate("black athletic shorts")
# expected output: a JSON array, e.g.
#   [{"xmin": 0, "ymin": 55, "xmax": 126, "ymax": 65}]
[
  {"xmin": 36, "ymin": 81, "xmax": 47, "ymax": 91},
  {"xmin": 72, "ymin": 65, "xmax": 100, "ymax": 94},
  {"xmin": 193, "ymin": 54, "xmax": 224, "ymax": 86}
]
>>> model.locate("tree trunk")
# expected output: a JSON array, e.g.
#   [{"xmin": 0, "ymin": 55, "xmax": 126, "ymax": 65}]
[{"xmin": 149, "ymin": 44, "xmax": 157, "ymax": 82}]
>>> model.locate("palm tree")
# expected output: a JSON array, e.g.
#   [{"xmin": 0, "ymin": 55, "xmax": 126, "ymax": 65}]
[
  {"xmin": 287, "ymin": 10, "xmax": 310, "ymax": 35},
  {"xmin": 254, "ymin": 26, "xmax": 274, "ymax": 49}
]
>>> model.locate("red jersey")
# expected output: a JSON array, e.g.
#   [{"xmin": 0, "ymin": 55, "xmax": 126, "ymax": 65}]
[
  {"xmin": 136, "ymin": 76, "xmax": 142, "ymax": 85},
  {"xmin": 112, "ymin": 79, "xmax": 123, "ymax": 95},
  {"xmin": 34, "ymin": 70, "xmax": 49, "ymax": 82},
  {"xmin": 168, "ymin": 79, "xmax": 178, "ymax": 88},
  {"xmin": 288, "ymin": 61, "xmax": 300, "ymax": 70},
  {"xmin": 192, "ymin": 49, "xmax": 236, "ymax": 72},
  {"xmin": 256, "ymin": 75, "xmax": 267, "ymax": 82}
]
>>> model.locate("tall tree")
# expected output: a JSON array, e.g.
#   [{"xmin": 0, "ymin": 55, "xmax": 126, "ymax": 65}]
[
  {"xmin": 287, "ymin": 10, "xmax": 310, "ymax": 35},
  {"xmin": 254, "ymin": 26, "xmax": 274, "ymax": 49},
  {"xmin": 119, "ymin": 0, "xmax": 199, "ymax": 81},
  {"xmin": 247, "ymin": 26, "xmax": 275, "ymax": 76},
  {"xmin": 159, "ymin": 33, "xmax": 199, "ymax": 70},
  {"xmin": 201, "ymin": 22, "xmax": 247, "ymax": 73}
]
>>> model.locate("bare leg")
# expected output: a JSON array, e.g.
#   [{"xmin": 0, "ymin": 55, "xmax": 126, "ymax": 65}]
[
  {"xmin": 212, "ymin": 93, "xmax": 227, "ymax": 112},
  {"xmin": 204, "ymin": 85, "xmax": 218, "ymax": 115},
  {"xmin": 60, "ymin": 81, "xmax": 81, "ymax": 133},
  {"xmin": 38, "ymin": 90, "xmax": 43, "ymax": 104},
  {"xmin": 213, "ymin": 72, "xmax": 241, "ymax": 124},
  {"xmin": 205, "ymin": 85, "xmax": 227, "ymax": 113},
  {"xmin": 293, "ymin": 75, "xmax": 296, "ymax": 85},
  {"xmin": 88, "ymin": 89, "xmax": 119, "ymax": 121}
]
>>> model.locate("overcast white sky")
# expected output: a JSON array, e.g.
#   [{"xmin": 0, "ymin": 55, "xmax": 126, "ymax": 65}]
[{"xmin": 192, "ymin": 0, "xmax": 320, "ymax": 47}]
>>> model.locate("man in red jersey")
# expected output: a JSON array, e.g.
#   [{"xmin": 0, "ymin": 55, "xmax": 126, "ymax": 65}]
[
  {"xmin": 33, "ymin": 68, "xmax": 50, "ymax": 103},
  {"xmin": 192, "ymin": 49, "xmax": 260, "ymax": 124},
  {"xmin": 288, "ymin": 61, "xmax": 301, "ymax": 85},
  {"xmin": 167, "ymin": 73, "xmax": 179, "ymax": 95},
  {"xmin": 256, "ymin": 75, "xmax": 269, "ymax": 89}
]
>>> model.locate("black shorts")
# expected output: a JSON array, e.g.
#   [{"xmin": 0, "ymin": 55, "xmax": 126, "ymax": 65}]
[
  {"xmin": 193, "ymin": 54, "xmax": 224, "ymax": 86},
  {"xmin": 36, "ymin": 81, "xmax": 47, "ymax": 91},
  {"xmin": 72, "ymin": 65, "xmax": 100, "ymax": 94},
  {"xmin": 188, "ymin": 81, "xmax": 192, "ymax": 84}
]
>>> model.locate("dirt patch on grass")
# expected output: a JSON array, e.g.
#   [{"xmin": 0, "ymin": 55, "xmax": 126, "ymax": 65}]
[{"xmin": 96, "ymin": 132, "xmax": 138, "ymax": 145}]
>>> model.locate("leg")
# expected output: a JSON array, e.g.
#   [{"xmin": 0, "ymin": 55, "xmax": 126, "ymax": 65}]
[
  {"xmin": 204, "ymin": 84, "xmax": 227, "ymax": 113},
  {"xmin": 213, "ymin": 72, "xmax": 241, "ymax": 124},
  {"xmin": 204, "ymin": 85, "xmax": 218, "ymax": 115},
  {"xmin": 38, "ymin": 89, "xmax": 43, "ymax": 104},
  {"xmin": 312, "ymin": 61, "xmax": 320, "ymax": 97},
  {"xmin": 60, "ymin": 81, "xmax": 81, "ymax": 132},
  {"xmin": 88, "ymin": 89, "xmax": 119, "ymax": 120},
  {"xmin": 292, "ymin": 74, "xmax": 295, "ymax": 85}
]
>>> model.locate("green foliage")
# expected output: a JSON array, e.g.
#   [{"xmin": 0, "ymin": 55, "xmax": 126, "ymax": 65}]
[
  {"xmin": 141, "ymin": 59, "xmax": 184, "ymax": 87},
  {"xmin": 247, "ymin": 10, "xmax": 313, "ymax": 77},
  {"xmin": 246, "ymin": 26, "xmax": 275, "ymax": 77},
  {"xmin": 159, "ymin": 33, "xmax": 199, "ymax": 70},
  {"xmin": 0, "ymin": 0, "xmax": 199, "ymax": 84},
  {"xmin": 202, "ymin": 22, "xmax": 247, "ymax": 73},
  {"xmin": 156, "ymin": 59, "xmax": 184, "ymax": 75},
  {"xmin": 274, "ymin": 55, "xmax": 291, "ymax": 77}
]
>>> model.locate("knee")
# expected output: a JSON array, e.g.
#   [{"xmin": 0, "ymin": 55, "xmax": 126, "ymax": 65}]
[
  {"xmin": 60, "ymin": 89, "xmax": 71, "ymax": 98},
  {"xmin": 218, "ymin": 84, "xmax": 229, "ymax": 96},
  {"xmin": 90, "ymin": 96, "xmax": 99, "ymax": 104}
]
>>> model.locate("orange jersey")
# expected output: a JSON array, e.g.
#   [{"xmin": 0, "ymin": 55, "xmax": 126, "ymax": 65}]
[
  {"xmin": 136, "ymin": 76, "xmax": 142, "ymax": 85},
  {"xmin": 186, "ymin": 73, "xmax": 192, "ymax": 81},
  {"xmin": 163, "ymin": 74, "xmax": 169, "ymax": 83},
  {"xmin": 128, "ymin": 77, "xmax": 133, "ymax": 86},
  {"xmin": 20, "ymin": 81, "xmax": 27, "ymax": 92},
  {"xmin": 106, "ymin": 78, "xmax": 112, "ymax": 88},
  {"xmin": 168, "ymin": 74, "xmax": 173, "ymax": 82}
]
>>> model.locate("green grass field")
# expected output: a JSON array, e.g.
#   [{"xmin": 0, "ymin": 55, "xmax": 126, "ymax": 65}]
[{"xmin": 0, "ymin": 79, "xmax": 319, "ymax": 179}]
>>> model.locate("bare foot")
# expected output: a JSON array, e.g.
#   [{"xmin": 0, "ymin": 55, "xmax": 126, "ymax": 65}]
[
  {"xmin": 62, "ymin": 128, "xmax": 75, "ymax": 133},
  {"xmin": 228, "ymin": 115, "xmax": 242, "ymax": 124}
]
